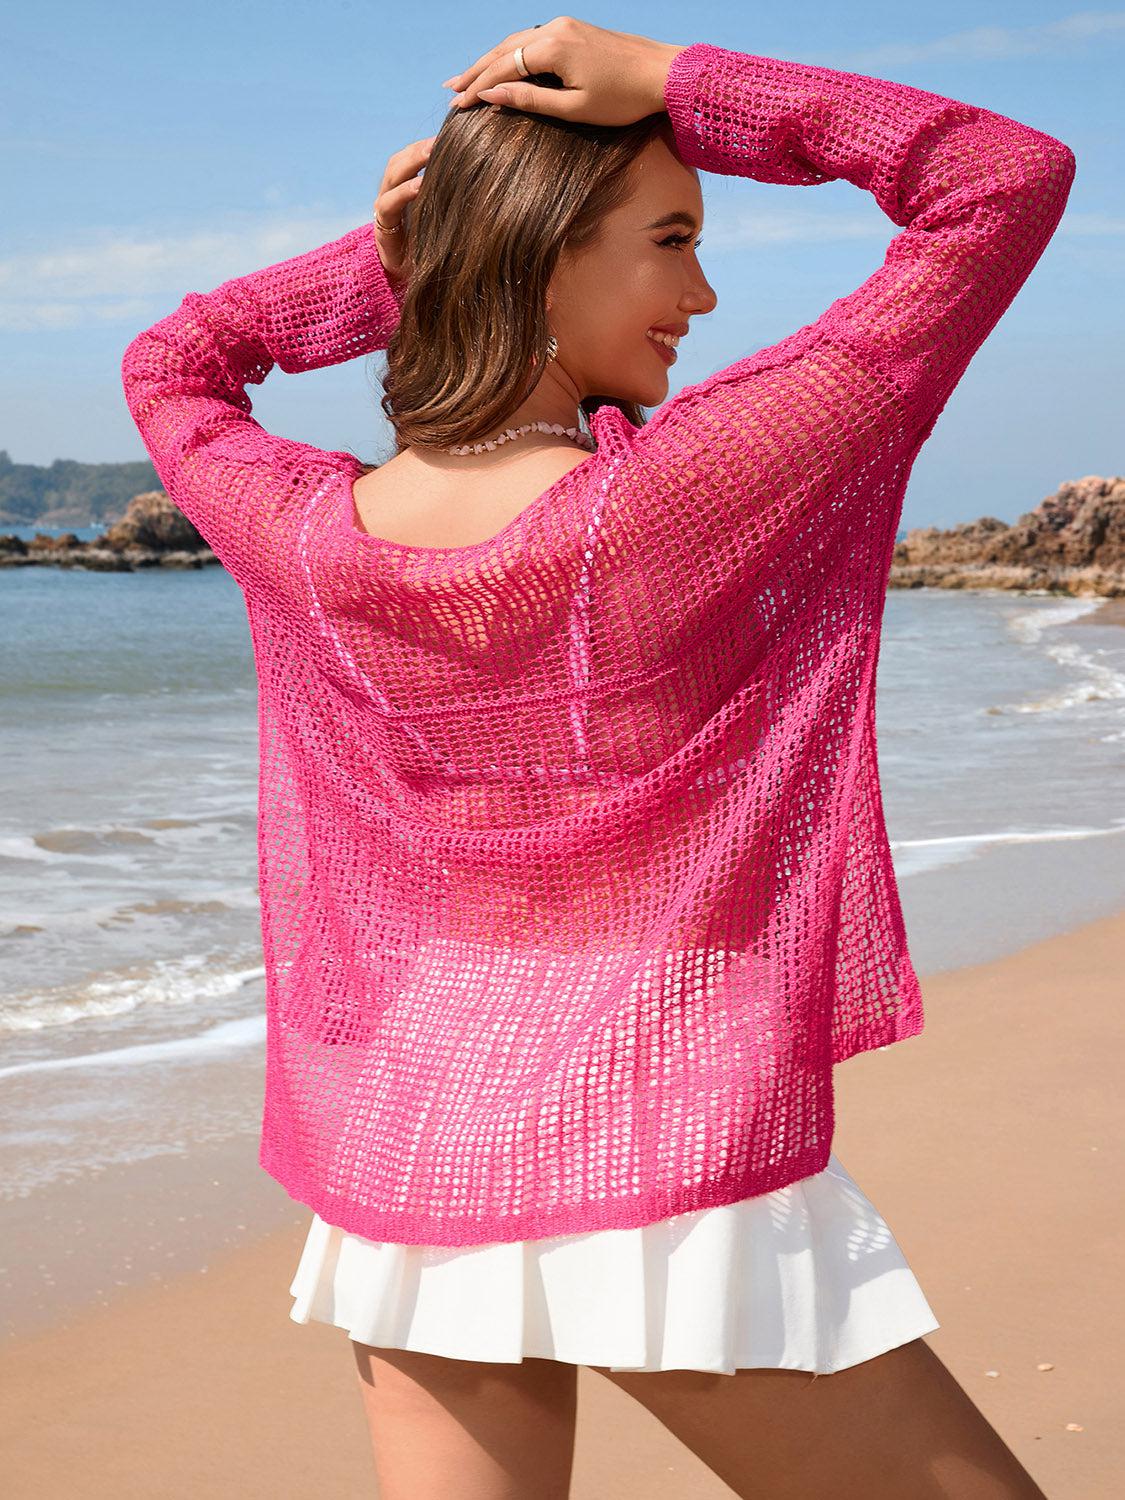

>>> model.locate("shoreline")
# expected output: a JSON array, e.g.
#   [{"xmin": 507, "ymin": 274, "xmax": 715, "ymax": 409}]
[
  {"xmin": 1068, "ymin": 594, "xmax": 1125, "ymax": 626},
  {"xmin": 2, "ymin": 904, "xmax": 1121, "ymax": 1498}
]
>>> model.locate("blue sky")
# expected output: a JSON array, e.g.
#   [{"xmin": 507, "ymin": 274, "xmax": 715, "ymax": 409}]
[{"xmin": 4, "ymin": 2, "xmax": 1121, "ymax": 527}]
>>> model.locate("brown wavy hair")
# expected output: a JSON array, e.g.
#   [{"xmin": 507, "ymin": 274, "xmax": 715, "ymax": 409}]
[{"xmin": 360, "ymin": 76, "xmax": 680, "ymax": 470}]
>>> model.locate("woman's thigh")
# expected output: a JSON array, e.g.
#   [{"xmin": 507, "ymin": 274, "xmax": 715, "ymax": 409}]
[
  {"xmin": 351, "ymin": 1340, "xmax": 578, "ymax": 1500},
  {"xmin": 590, "ymin": 1337, "xmax": 1046, "ymax": 1500}
]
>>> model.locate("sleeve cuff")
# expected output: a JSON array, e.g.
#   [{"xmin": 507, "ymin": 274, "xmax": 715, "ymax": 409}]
[{"xmin": 355, "ymin": 219, "xmax": 409, "ymax": 322}]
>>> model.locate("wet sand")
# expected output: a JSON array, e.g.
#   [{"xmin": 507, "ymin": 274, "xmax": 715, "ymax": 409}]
[
  {"xmin": 1068, "ymin": 594, "xmax": 1125, "ymax": 627},
  {"xmin": 2, "ymin": 905, "xmax": 1121, "ymax": 1498}
]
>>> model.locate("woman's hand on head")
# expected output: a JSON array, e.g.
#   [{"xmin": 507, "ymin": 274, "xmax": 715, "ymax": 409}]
[
  {"xmin": 442, "ymin": 16, "xmax": 687, "ymax": 127},
  {"xmin": 373, "ymin": 135, "xmax": 434, "ymax": 284}
]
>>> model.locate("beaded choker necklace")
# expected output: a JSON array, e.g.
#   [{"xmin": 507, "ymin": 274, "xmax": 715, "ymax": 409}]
[{"xmin": 448, "ymin": 419, "xmax": 595, "ymax": 457}]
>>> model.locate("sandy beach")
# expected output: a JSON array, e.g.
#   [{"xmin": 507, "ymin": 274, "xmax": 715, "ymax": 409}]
[
  {"xmin": 1, "ymin": 894, "xmax": 1119, "ymax": 1498},
  {"xmin": 1068, "ymin": 595, "xmax": 1125, "ymax": 627}
]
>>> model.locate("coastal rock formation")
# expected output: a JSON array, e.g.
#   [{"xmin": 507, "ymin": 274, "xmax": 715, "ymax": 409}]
[
  {"xmin": 98, "ymin": 489, "xmax": 208, "ymax": 554},
  {"xmin": 889, "ymin": 475, "xmax": 1125, "ymax": 597},
  {"xmin": 0, "ymin": 490, "xmax": 216, "ymax": 571}
]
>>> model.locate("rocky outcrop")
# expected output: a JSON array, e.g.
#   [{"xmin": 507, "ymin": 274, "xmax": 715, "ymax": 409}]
[
  {"xmin": 889, "ymin": 475, "xmax": 1125, "ymax": 597},
  {"xmin": 0, "ymin": 490, "xmax": 216, "ymax": 570}
]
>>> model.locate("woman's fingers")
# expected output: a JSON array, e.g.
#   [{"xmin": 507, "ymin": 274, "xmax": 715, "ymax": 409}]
[
  {"xmin": 373, "ymin": 136, "xmax": 434, "ymax": 279},
  {"xmin": 375, "ymin": 174, "xmax": 420, "ymax": 225},
  {"xmin": 443, "ymin": 24, "xmax": 547, "ymax": 96},
  {"xmin": 378, "ymin": 136, "xmax": 434, "ymax": 196},
  {"xmin": 375, "ymin": 136, "xmax": 433, "ymax": 220},
  {"xmin": 444, "ymin": 25, "xmax": 554, "ymax": 109}
]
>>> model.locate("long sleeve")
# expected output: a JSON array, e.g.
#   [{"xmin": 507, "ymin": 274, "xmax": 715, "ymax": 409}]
[
  {"xmin": 621, "ymin": 44, "xmax": 1075, "ymax": 582},
  {"xmin": 120, "ymin": 221, "xmax": 405, "ymax": 589}
]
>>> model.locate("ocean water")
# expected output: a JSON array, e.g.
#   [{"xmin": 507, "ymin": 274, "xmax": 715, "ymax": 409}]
[{"xmin": 2, "ymin": 534, "xmax": 1123, "ymax": 1202}]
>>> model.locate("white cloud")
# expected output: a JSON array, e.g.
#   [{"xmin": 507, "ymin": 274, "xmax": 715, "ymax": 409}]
[
  {"xmin": 1055, "ymin": 212, "xmax": 1125, "ymax": 234},
  {"xmin": 0, "ymin": 215, "xmax": 361, "ymax": 332},
  {"xmin": 1, "ymin": 300, "xmax": 155, "ymax": 333},
  {"xmin": 818, "ymin": 10, "xmax": 1125, "ymax": 69}
]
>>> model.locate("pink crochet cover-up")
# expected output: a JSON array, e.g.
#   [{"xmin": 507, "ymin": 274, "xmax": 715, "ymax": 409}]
[{"xmin": 121, "ymin": 44, "xmax": 1074, "ymax": 1247}]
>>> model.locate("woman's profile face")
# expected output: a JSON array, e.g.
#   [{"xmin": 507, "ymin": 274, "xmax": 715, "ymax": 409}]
[{"xmin": 547, "ymin": 136, "xmax": 717, "ymax": 407}]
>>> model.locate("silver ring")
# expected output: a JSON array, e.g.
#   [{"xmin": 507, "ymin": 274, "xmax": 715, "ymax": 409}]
[{"xmin": 513, "ymin": 45, "xmax": 530, "ymax": 78}]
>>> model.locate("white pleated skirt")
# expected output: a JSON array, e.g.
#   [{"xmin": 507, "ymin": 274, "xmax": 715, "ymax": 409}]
[{"xmin": 288, "ymin": 1151, "xmax": 939, "ymax": 1375}]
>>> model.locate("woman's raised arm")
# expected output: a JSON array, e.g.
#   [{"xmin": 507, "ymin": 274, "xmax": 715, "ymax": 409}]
[
  {"xmin": 119, "ymin": 128, "xmax": 429, "ymax": 594},
  {"xmin": 622, "ymin": 43, "xmax": 1074, "ymax": 579}
]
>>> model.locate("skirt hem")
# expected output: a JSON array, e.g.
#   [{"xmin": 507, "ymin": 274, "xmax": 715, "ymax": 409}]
[{"xmin": 289, "ymin": 1298, "xmax": 940, "ymax": 1376}]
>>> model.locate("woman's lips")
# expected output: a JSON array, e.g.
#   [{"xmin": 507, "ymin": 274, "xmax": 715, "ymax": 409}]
[{"xmin": 645, "ymin": 333, "xmax": 677, "ymax": 366}]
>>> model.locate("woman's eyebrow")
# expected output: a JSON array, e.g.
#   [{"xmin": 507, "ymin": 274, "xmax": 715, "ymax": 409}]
[{"xmin": 642, "ymin": 211, "xmax": 701, "ymax": 231}]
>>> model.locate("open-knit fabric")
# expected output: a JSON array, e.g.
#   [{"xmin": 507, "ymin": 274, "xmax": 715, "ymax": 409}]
[{"xmin": 120, "ymin": 44, "xmax": 1074, "ymax": 1247}]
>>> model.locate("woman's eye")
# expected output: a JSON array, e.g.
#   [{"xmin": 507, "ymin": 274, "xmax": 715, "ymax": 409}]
[{"xmin": 660, "ymin": 233, "xmax": 704, "ymax": 252}]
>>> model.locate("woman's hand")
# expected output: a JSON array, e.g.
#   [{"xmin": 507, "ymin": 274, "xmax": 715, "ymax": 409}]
[
  {"xmin": 373, "ymin": 135, "xmax": 435, "ymax": 284},
  {"xmin": 442, "ymin": 17, "xmax": 687, "ymax": 127}
]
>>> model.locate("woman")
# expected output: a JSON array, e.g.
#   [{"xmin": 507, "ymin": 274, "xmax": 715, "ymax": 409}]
[{"xmin": 121, "ymin": 17, "xmax": 1073, "ymax": 1499}]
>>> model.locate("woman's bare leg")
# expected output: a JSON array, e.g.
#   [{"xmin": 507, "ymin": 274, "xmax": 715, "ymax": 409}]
[
  {"xmin": 591, "ymin": 1336, "xmax": 1046, "ymax": 1499},
  {"xmin": 351, "ymin": 1341, "xmax": 578, "ymax": 1500}
]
